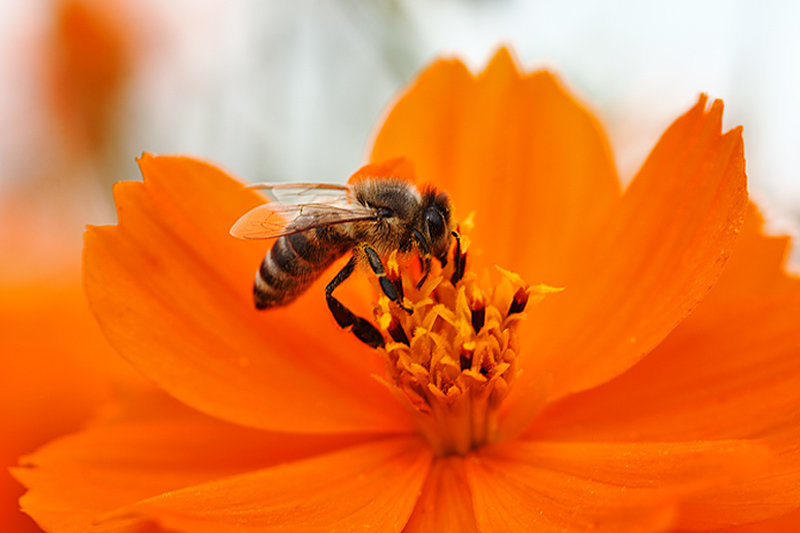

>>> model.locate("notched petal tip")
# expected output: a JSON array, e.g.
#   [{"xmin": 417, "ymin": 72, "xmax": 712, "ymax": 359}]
[
  {"xmin": 482, "ymin": 46, "xmax": 521, "ymax": 78},
  {"xmin": 690, "ymin": 94, "xmax": 744, "ymax": 142},
  {"xmin": 136, "ymin": 151, "xmax": 156, "ymax": 163},
  {"xmin": 686, "ymin": 94, "xmax": 739, "ymax": 142},
  {"xmin": 695, "ymin": 93, "xmax": 709, "ymax": 110}
]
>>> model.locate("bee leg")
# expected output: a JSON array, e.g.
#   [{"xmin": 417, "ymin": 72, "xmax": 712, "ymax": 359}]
[
  {"xmin": 450, "ymin": 230, "xmax": 465, "ymax": 285},
  {"xmin": 326, "ymin": 256, "xmax": 384, "ymax": 348},
  {"xmin": 412, "ymin": 229, "xmax": 432, "ymax": 290},
  {"xmin": 362, "ymin": 244, "xmax": 413, "ymax": 314}
]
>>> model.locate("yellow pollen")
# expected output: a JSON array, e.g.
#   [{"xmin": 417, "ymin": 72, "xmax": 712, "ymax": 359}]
[
  {"xmin": 386, "ymin": 250, "xmax": 402, "ymax": 281},
  {"xmin": 371, "ymin": 248, "xmax": 561, "ymax": 457}
]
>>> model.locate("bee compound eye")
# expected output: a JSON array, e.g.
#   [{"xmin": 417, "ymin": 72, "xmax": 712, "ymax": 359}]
[{"xmin": 424, "ymin": 207, "xmax": 446, "ymax": 240}]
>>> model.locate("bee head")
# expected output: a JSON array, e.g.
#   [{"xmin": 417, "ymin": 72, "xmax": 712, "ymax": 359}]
[{"xmin": 421, "ymin": 189, "xmax": 453, "ymax": 263}]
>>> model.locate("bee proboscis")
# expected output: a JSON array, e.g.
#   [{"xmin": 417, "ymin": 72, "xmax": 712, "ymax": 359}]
[{"xmin": 231, "ymin": 162, "xmax": 462, "ymax": 348}]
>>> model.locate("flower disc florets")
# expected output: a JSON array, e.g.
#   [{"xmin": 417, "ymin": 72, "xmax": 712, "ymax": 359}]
[{"xmin": 372, "ymin": 238, "xmax": 561, "ymax": 457}]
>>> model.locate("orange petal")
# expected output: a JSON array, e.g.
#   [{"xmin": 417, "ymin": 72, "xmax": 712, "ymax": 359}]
[
  {"xmin": 14, "ymin": 389, "xmax": 377, "ymax": 532},
  {"xmin": 690, "ymin": 201, "xmax": 799, "ymax": 301},
  {"xmin": 348, "ymin": 157, "xmax": 417, "ymax": 185},
  {"xmin": 528, "ymin": 203, "xmax": 800, "ymax": 443},
  {"xmin": 704, "ymin": 508, "xmax": 800, "ymax": 532},
  {"xmin": 84, "ymin": 154, "xmax": 413, "ymax": 434},
  {"xmin": 404, "ymin": 457, "xmax": 479, "ymax": 533},
  {"xmin": 1, "ymin": 278, "xmax": 145, "ymax": 533},
  {"xmin": 524, "ymin": 203, "xmax": 800, "ymax": 528},
  {"xmin": 501, "ymin": 95, "xmax": 748, "ymax": 437},
  {"xmin": 92, "ymin": 436, "xmax": 431, "ymax": 532},
  {"xmin": 369, "ymin": 48, "xmax": 621, "ymax": 284},
  {"xmin": 464, "ymin": 439, "xmax": 770, "ymax": 532},
  {"xmin": 674, "ymin": 420, "xmax": 800, "ymax": 529}
]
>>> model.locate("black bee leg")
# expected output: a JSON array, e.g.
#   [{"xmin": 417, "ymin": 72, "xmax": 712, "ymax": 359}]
[
  {"xmin": 412, "ymin": 229, "xmax": 432, "ymax": 290},
  {"xmin": 451, "ymin": 230, "xmax": 465, "ymax": 285},
  {"xmin": 362, "ymin": 245, "xmax": 412, "ymax": 314},
  {"xmin": 325, "ymin": 256, "xmax": 384, "ymax": 348}
]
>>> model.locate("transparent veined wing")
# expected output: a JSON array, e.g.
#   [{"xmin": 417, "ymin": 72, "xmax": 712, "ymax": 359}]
[
  {"xmin": 246, "ymin": 182, "xmax": 350, "ymax": 205},
  {"xmin": 231, "ymin": 183, "xmax": 377, "ymax": 240}
]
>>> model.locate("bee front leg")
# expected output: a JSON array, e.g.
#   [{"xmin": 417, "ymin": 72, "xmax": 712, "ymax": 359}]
[
  {"xmin": 325, "ymin": 256, "xmax": 384, "ymax": 348},
  {"xmin": 450, "ymin": 230, "xmax": 465, "ymax": 285},
  {"xmin": 361, "ymin": 244, "xmax": 413, "ymax": 314},
  {"xmin": 411, "ymin": 229, "xmax": 432, "ymax": 290}
]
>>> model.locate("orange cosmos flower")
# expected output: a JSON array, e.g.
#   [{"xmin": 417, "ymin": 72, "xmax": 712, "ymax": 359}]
[{"xmin": 15, "ymin": 49, "xmax": 800, "ymax": 532}]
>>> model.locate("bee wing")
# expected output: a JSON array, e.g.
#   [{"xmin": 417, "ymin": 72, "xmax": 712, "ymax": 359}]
[
  {"xmin": 231, "ymin": 186, "xmax": 376, "ymax": 239},
  {"xmin": 230, "ymin": 203, "xmax": 293, "ymax": 239},
  {"xmin": 246, "ymin": 182, "xmax": 349, "ymax": 205}
]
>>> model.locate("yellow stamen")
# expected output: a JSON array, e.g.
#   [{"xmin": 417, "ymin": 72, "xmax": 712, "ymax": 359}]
[{"xmin": 373, "ymin": 246, "xmax": 560, "ymax": 457}]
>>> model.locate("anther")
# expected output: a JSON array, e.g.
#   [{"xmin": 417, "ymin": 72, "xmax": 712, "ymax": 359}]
[
  {"xmin": 508, "ymin": 287, "xmax": 529, "ymax": 315},
  {"xmin": 459, "ymin": 342, "xmax": 475, "ymax": 371},
  {"xmin": 471, "ymin": 307, "xmax": 485, "ymax": 333},
  {"xmin": 450, "ymin": 231, "xmax": 466, "ymax": 285},
  {"xmin": 386, "ymin": 314, "xmax": 410, "ymax": 346},
  {"xmin": 469, "ymin": 288, "xmax": 486, "ymax": 333}
]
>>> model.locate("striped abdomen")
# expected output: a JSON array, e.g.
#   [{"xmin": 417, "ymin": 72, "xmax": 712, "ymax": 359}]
[{"xmin": 254, "ymin": 229, "xmax": 349, "ymax": 309}]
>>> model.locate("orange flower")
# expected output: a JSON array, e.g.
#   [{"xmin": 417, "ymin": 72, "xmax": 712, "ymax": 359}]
[
  {"xmin": 15, "ymin": 49, "xmax": 800, "ymax": 531},
  {"xmin": 46, "ymin": 0, "xmax": 134, "ymax": 165}
]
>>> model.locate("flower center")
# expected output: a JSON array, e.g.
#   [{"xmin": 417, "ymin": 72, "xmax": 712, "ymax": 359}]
[{"xmin": 371, "ymin": 244, "xmax": 560, "ymax": 457}]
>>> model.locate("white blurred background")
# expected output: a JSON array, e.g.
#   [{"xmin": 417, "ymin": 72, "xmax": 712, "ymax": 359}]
[{"xmin": 1, "ymin": 0, "xmax": 799, "ymax": 262}]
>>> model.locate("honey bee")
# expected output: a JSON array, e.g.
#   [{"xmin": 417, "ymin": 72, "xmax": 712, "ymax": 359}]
[{"xmin": 231, "ymin": 165, "xmax": 463, "ymax": 348}]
